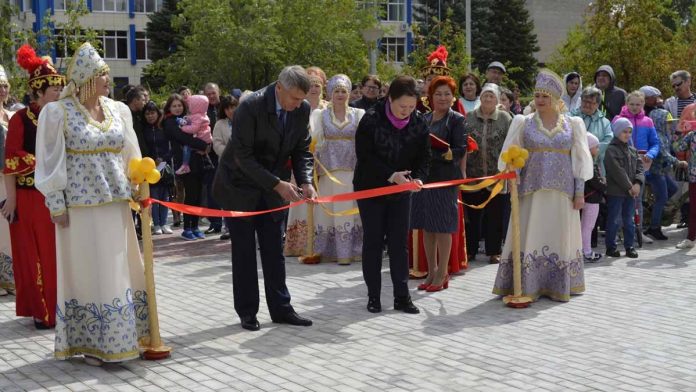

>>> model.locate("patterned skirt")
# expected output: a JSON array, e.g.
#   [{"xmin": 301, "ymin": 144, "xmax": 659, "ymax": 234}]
[
  {"xmin": 410, "ymin": 186, "xmax": 459, "ymax": 233},
  {"xmin": 54, "ymin": 202, "xmax": 149, "ymax": 362},
  {"xmin": 493, "ymin": 190, "xmax": 585, "ymax": 302}
]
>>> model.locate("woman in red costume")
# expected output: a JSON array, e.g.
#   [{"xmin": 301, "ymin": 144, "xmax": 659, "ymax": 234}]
[
  {"xmin": 1, "ymin": 45, "xmax": 64, "ymax": 329},
  {"xmin": 409, "ymin": 45, "xmax": 469, "ymax": 279}
]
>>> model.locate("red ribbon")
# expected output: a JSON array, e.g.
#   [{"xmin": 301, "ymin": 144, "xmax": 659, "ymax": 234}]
[{"xmin": 143, "ymin": 172, "xmax": 516, "ymax": 218}]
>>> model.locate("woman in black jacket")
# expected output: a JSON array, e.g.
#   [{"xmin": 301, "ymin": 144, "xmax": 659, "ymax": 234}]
[
  {"xmin": 142, "ymin": 101, "xmax": 173, "ymax": 235},
  {"xmin": 410, "ymin": 76, "xmax": 466, "ymax": 292},
  {"xmin": 162, "ymin": 93, "xmax": 210, "ymax": 241},
  {"xmin": 353, "ymin": 75, "xmax": 430, "ymax": 314}
]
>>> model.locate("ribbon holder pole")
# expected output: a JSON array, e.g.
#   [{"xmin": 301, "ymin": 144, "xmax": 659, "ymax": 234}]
[
  {"xmin": 139, "ymin": 182, "xmax": 172, "ymax": 359},
  {"xmin": 502, "ymin": 166, "xmax": 532, "ymax": 308}
]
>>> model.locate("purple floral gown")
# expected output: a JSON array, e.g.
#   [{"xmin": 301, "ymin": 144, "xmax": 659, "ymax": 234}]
[{"xmin": 493, "ymin": 113, "xmax": 593, "ymax": 301}]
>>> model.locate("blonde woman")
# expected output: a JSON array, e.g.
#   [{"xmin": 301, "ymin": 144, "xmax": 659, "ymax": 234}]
[
  {"xmin": 310, "ymin": 74, "xmax": 365, "ymax": 264},
  {"xmin": 35, "ymin": 42, "xmax": 149, "ymax": 365},
  {"xmin": 492, "ymin": 69, "xmax": 593, "ymax": 302}
]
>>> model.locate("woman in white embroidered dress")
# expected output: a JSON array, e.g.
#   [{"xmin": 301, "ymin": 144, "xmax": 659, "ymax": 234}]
[
  {"xmin": 492, "ymin": 69, "xmax": 593, "ymax": 302},
  {"xmin": 311, "ymin": 74, "xmax": 365, "ymax": 264},
  {"xmin": 0, "ymin": 65, "xmax": 15, "ymax": 295},
  {"xmin": 35, "ymin": 42, "xmax": 148, "ymax": 366}
]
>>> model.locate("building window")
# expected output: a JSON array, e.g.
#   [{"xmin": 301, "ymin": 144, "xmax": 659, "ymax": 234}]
[
  {"xmin": 13, "ymin": 0, "xmax": 32, "ymax": 11},
  {"xmin": 385, "ymin": 0, "xmax": 405, "ymax": 21},
  {"xmin": 134, "ymin": 0, "xmax": 163, "ymax": 13},
  {"xmin": 53, "ymin": 29, "xmax": 82, "ymax": 58},
  {"xmin": 380, "ymin": 37, "xmax": 405, "ymax": 63},
  {"xmin": 92, "ymin": 0, "xmax": 127, "ymax": 12},
  {"xmin": 100, "ymin": 30, "xmax": 128, "ymax": 59},
  {"xmin": 135, "ymin": 32, "xmax": 150, "ymax": 60},
  {"xmin": 54, "ymin": 0, "xmax": 77, "ymax": 11}
]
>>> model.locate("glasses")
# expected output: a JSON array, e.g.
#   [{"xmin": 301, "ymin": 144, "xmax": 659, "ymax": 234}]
[
  {"xmin": 673, "ymin": 81, "xmax": 684, "ymax": 89},
  {"xmin": 364, "ymin": 85, "xmax": 379, "ymax": 91}
]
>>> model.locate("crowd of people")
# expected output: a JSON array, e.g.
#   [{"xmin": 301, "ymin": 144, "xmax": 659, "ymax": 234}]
[{"xmin": 0, "ymin": 41, "xmax": 695, "ymax": 366}]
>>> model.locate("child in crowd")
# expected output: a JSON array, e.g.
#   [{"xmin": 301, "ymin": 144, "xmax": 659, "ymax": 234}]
[
  {"xmin": 604, "ymin": 118, "xmax": 645, "ymax": 258},
  {"xmin": 175, "ymin": 95, "xmax": 212, "ymax": 175},
  {"xmin": 582, "ymin": 133, "xmax": 606, "ymax": 262}
]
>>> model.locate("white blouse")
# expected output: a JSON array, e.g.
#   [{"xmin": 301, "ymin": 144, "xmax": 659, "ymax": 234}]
[{"xmin": 35, "ymin": 96, "xmax": 141, "ymax": 216}]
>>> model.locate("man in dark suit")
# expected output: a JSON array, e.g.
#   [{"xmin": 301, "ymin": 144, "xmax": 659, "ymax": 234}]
[{"xmin": 213, "ymin": 66, "xmax": 317, "ymax": 331}]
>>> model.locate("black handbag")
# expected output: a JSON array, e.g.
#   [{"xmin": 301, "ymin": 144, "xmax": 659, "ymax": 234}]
[{"xmin": 159, "ymin": 163, "xmax": 175, "ymax": 186}]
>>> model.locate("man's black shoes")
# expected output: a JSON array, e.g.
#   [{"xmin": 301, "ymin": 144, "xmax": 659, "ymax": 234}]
[
  {"xmin": 240, "ymin": 315, "xmax": 260, "ymax": 331},
  {"xmin": 271, "ymin": 311, "xmax": 312, "ymax": 326}
]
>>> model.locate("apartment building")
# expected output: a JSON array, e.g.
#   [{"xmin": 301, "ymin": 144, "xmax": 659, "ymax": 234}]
[{"xmin": 10, "ymin": 0, "xmax": 159, "ymax": 92}]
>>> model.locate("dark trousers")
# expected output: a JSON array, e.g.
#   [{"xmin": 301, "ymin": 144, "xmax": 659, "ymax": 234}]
[
  {"xmin": 463, "ymin": 189, "xmax": 505, "ymax": 257},
  {"xmin": 357, "ymin": 193, "xmax": 411, "ymax": 299},
  {"xmin": 181, "ymin": 173, "xmax": 203, "ymax": 231},
  {"xmin": 225, "ymin": 205, "xmax": 292, "ymax": 319},
  {"xmin": 204, "ymin": 169, "xmax": 223, "ymax": 230},
  {"xmin": 606, "ymin": 195, "xmax": 636, "ymax": 249}
]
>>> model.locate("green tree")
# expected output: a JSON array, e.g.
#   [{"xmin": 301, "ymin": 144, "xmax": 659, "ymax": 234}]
[
  {"xmin": 402, "ymin": 9, "xmax": 471, "ymax": 82},
  {"xmin": 413, "ymin": 0, "xmax": 537, "ymax": 89},
  {"xmin": 550, "ymin": 0, "xmax": 680, "ymax": 94},
  {"xmin": 146, "ymin": 0, "xmax": 375, "ymax": 92},
  {"xmin": 145, "ymin": 0, "xmax": 186, "ymax": 62}
]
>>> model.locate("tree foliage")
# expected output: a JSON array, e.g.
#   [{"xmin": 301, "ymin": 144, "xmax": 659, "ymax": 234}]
[
  {"xmin": 145, "ymin": 0, "xmax": 376, "ymax": 92},
  {"xmin": 0, "ymin": 0, "xmax": 99, "ymax": 97},
  {"xmin": 145, "ymin": 0, "xmax": 185, "ymax": 62},
  {"xmin": 413, "ymin": 0, "xmax": 538, "ymax": 90},
  {"xmin": 401, "ymin": 8, "xmax": 471, "ymax": 83},
  {"xmin": 550, "ymin": 0, "xmax": 691, "ymax": 95}
]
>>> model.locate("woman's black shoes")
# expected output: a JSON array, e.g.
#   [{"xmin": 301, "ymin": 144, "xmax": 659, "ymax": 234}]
[
  {"xmin": 394, "ymin": 296, "xmax": 420, "ymax": 314},
  {"xmin": 367, "ymin": 296, "xmax": 419, "ymax": 314},
  {"xmin": 367, "ymin": 297, "xmax": 382, "ymax": 313}
]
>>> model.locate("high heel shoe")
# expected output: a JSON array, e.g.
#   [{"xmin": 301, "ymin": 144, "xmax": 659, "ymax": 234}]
[
  {"xmin": 417, "ymin": 281, "xmax": 432, "ymax": 290},
  {"xmin": 426, "ymin": 275, "xmax": 449, "ymax": 292}
]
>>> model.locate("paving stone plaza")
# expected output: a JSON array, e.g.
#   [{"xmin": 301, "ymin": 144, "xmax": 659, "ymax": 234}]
[{"xmin": 2, "ymin": 225, "xmax": 696, "ymax": 391}]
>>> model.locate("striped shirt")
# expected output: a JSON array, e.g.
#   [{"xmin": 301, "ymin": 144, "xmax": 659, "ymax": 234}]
[{"xmin": 677, "ymin": 93, "xmax": 696, "ymax": 117}]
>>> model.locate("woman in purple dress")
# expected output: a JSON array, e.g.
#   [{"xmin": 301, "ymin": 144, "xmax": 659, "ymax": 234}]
[{"xmin": 493, "ymin": 69, "xmax": 593, "ymax": 302}]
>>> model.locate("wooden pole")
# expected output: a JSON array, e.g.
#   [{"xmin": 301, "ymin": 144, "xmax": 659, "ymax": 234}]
[
  {"xmin": 503, "ymin": 167, "xmax": 532, "ymax": 308},
  {"xmin": 140, "ymin": 182, "xmax": 172, "ymax": 360}
]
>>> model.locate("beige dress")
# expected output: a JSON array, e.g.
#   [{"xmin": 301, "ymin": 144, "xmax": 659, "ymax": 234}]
[
  {"xmin": 35, "ymin": 97, "xmax": 149, "ymax": 362},
  {"xmin": 0, "ymin": 108, "xmax": 15, "ymax": 290}
]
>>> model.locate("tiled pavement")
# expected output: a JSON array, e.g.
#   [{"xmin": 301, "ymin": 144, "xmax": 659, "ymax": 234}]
[{"xmin": 2, "ymin": 225, "xmax": 696, "ymax": 391}]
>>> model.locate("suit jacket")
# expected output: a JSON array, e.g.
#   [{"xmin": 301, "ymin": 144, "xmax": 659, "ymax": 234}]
[{"xmin": 213, "ymin": 83, "xmax": 313, "ymax": 216}]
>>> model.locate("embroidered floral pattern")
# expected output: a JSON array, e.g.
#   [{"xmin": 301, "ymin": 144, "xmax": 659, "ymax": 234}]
[
  {"xmin": 284, "ymin": 219, "xmax": 309, "ymax": 256},
  {"xmin": 314, "ymin": 222, "xmax": 363, "ymax": 263},
  {"xmin": 55, "ymin": 288, "xmax": 149, "ymax": 360},
  {"xmin": 493, "ymin": 246, "xmax": 584, "ymax": 302},
  {"xmin": 54, "ymin": 98, "xmax": 131, "ymax": 211},
  {"xmin": 0, "ymin": 252, "xmax": 14, "ymax": 289},
  {"xmin": 519, "ymin": 115, "xmax": 575, "ymax": 198}
]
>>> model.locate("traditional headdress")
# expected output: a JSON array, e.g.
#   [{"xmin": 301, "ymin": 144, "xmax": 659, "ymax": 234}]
[
  {"xmin": 0, "ymin": 65, "xmax": 8, "ymax": 85},
  {"xmin": 16, "ymin": 44, "xmax": 65, "ymax": 92},
  {"xmin": 60, "ymin": 42, "xmax": 110, "ymax": 103},
  {"xmin": 422, "ymin": 45, "xmax": 450, "ymax": 77},
  {"xmin": 534, "ymin": 69, "xmax": 564, "ymax": 100},
  {"xmin": 327, "ymin": 74, "xmax": 351, "ymax": 97}
]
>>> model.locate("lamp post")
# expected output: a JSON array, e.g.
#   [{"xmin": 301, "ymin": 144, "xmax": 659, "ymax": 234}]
[{"xmin": 362, "ymin": 26, "xmax": 384, "ymax": 75}]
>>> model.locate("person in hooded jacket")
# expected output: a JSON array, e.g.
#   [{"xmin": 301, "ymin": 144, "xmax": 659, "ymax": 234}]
[
  {"xmin": 561, "ymin": 72, "xmax": 582, "ymax": 113},
  {"xmin": 594, "ymin": 65, "xmax": 627, "ymax": 121}
]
